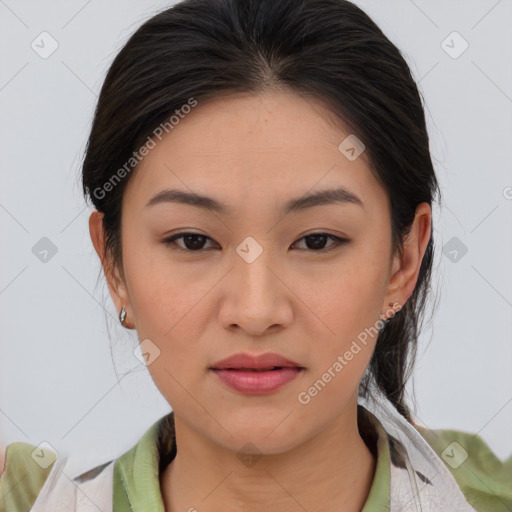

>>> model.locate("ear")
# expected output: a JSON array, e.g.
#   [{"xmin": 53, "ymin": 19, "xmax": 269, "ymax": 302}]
[
  {"xmin": 382, "ymin": 202, "xmax": 432, "ymax": 319},
  {"xmin": 89, "ymin": 210, "xmax": 135, "ymax": 329}
]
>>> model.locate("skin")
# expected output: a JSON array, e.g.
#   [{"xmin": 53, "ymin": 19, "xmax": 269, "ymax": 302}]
[{"xmin": 90, "ymin": 88, "xmax": 431, "ymax": 512}]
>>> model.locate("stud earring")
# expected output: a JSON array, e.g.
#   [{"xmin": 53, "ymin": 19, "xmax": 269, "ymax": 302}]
[
  {"xmin": 380, "ymin": 301, "xmax": 401, "ymax": 324},
  {"xmin": 119, "ymin": 306, "xmax": 127, "ymax": 327}
]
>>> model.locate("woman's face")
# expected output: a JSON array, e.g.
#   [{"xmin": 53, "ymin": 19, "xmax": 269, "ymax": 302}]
[{"xmin": 92, "ymin": 89, "xmax": 429, "ymax": 454}]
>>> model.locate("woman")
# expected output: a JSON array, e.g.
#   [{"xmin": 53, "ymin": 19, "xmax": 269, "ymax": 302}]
[{"xmin": 1, "ymin": 0, "xmax": 510, "ymax": 510}]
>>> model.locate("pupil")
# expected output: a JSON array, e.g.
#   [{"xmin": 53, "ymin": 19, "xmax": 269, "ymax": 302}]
[
  {"xmin": 307, "ymin": 234, "xmax": 327, "ymax": 250},
  {"xmin": 185, "ymin": 234, "xmax": 205, "ymax": 250}
]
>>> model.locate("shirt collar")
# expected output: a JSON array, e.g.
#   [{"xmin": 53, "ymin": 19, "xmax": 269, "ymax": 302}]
[{"xmin": 113, "ymin": 407, "xmax": 391, "ymax": 511}]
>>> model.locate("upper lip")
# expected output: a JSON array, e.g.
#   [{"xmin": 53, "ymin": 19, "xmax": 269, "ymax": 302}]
[{"xmin": 210, "ymin": 352, "xmax": 304, "ymax": 370}]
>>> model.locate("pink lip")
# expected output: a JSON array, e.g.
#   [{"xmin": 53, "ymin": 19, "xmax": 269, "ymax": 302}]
[
  {"xmin": 209, "ymin": 352, "xmax": 305, "ymax": 395},
  {"xmin": 211, "ymin": 352, "xmax": 303, "ymax": 370}
]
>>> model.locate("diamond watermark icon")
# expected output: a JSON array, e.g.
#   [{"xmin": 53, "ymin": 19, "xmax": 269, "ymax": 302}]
[
  {"xmin": 442, "ymin": 236, "xmax": 468, "ymax": 263},
  {"xmin": 441, "ymin": 441, "xmax": 468, "ymax": 469},
  {"xmin": 31, "ymin": 441, "xmax": 57, "ymax": 469},
  {"xmin": 237, "ymin": 442, "xmax": 263, "ymax": 468},
  {"xmin": 32, "ymin": 237, "xmax": 58, "ymax": 263},
  {"xmin": 31, "ymin": 31, "xmax": 59, "ymax": 59},
  {"xmin": 441, "ymin": 31, "xmax": 469, "ymax": 59},
  {"xmin": 236, "ymin": 236, "xmax": 263, "ymax": 264},
  {"xmin": 134, "ymin": 338, "xmax": 161, "ymax": 366},
  {"xmin": 338, "ymin": 134, "xmax": 365, "ymax": 161}
]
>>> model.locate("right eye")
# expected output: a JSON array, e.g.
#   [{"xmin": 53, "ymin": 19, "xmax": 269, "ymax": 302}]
[{"xmin": 162, "ymin": 233, "xmax": 219, "ymax": 252}]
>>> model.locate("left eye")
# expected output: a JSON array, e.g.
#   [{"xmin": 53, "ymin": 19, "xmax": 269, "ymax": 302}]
[
  {"xmin": 162, "ymin": 232, "xmax": 348, "ymax": 253},
  {"xmin": 291, "ymin": 233, "xmax": 347, "ymax": 252}
]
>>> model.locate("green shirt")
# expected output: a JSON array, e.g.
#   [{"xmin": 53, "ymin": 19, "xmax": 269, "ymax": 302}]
[{"xmin": 1, "ymin": 409, "xmax": 511, "ymax": 511}]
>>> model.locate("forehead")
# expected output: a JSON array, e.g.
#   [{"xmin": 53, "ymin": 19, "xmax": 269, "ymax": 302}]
[{"xmin": 123, "ymin": 89, "xmax": 387, "ymax": 215}]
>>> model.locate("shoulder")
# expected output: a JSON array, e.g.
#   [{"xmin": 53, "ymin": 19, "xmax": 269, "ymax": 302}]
[
  {"xmin": 1, "ymin": 441, "xmax": 118, "ymax": 512},
  {"xmin": 0, "ymin": 414, "xmax": 173, "ymax": 512},
  {"xmin": 414, "ymin": 423, "xmax": 512, "ymax": 512},
  {"xmin": 0, "ymin": 441, "xmax": 57, "ymax": 512}
]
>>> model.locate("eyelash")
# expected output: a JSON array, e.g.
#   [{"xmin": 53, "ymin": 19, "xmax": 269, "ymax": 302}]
[{"xmin": 162, "ymin": 232, "xmax": 348, "ymax": 254}]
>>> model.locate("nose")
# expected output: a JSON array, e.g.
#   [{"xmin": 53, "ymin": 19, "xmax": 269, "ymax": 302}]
[{"xmin": 218, "ymin": 243, "xmax": 293, "ymax": 337}]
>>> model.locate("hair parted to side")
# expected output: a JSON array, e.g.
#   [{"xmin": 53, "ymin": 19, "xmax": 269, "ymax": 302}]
[{"xmin": 81, "ymin": 0, "xmax": 441, "ymax": 421}]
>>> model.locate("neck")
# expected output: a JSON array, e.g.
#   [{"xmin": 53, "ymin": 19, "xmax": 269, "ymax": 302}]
[{"xmin": 160, "ymin": 406, "xmax": 376, "ymax": 512}]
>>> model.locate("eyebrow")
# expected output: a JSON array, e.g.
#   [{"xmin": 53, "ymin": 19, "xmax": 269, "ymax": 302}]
[{"xmin": 145, "ymin": 186, "xmax": 364, "ymax": 215}]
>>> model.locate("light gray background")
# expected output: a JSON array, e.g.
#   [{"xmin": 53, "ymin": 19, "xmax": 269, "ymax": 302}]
[{"xmin": 1, "ymin": 0, "xmax": 511, "ymax": 474}]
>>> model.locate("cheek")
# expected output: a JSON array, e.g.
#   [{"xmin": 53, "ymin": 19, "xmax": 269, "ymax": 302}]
[
  {"xmin": 293, "ymin": 278, "xmax": 382, "ymax": 416},
  {"xmin": 293, "ymin": 245, "xmax": 388, "ymax": 382},
  {"xmin": 122, "ymin": 236, "xmax": 207, "ymax": 338},
  {"xmin": 302, "ymin": 251, "xmax": 387, "ymax": 337}
]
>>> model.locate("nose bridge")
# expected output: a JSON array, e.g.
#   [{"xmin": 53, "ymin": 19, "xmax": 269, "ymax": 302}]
[
  {"xmin": 220, "ymin": 233, "xmax": 290, "ymax": 331},
  {"xmin": 233, "ymin": 234, "xmax": 276, "ymax": 300},
  {"xmin": 217, "ymin": 225, "xmax": 296, "ymax": 334}
]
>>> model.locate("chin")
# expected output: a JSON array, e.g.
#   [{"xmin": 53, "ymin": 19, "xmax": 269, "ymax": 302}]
[{"xmin": 208, "ymin": 409, "xmax": 311, "ymax": 455}]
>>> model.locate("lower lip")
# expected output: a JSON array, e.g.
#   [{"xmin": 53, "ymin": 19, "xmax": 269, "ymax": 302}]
[{"xmin": 210, "ymin": 367, "xmax": 303, "ymax": 394}]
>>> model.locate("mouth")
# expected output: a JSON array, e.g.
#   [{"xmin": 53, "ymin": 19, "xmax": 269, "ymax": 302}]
[
  {"xmin": 209, "ymin": 358, "xmax": 305, "ymax": 395},
  {"xmin": 209, "ymin": 354, "xmax": 305, "ymax": 394}
]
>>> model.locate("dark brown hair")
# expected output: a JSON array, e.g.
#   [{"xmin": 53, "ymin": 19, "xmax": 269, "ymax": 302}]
[{"xmin": 82, "ymin": 0, "xmax": 441, "ymax": 421}]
